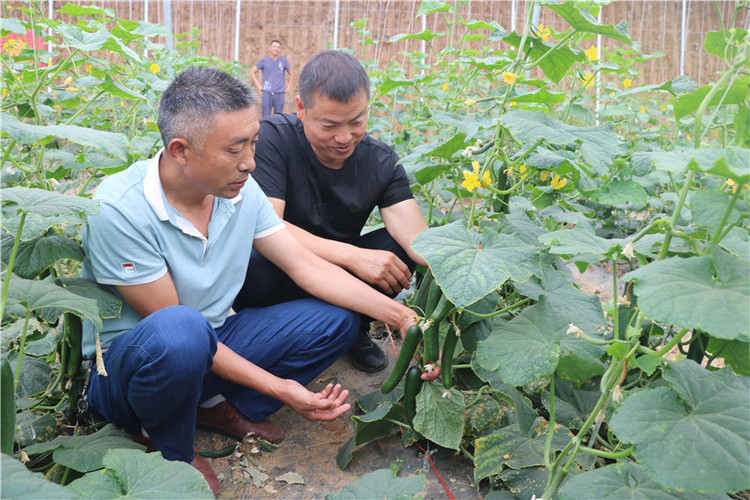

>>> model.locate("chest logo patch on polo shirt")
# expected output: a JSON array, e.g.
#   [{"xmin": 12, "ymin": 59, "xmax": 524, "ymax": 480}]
[{"xmin": 121, "ymin": 262, "xmax": 136, "ymax": 275}]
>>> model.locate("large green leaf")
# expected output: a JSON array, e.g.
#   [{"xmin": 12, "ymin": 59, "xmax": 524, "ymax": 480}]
[
  {"xmin": 472, "ymin": 361, "xmax": 538, "ymax": 435},
  {"xmin": 65, "ymin": 448, "xmax": 214, "ymax": 498},
  {"xmin": 5, "ymin": 277, "xmax": 102, "ymax": 331},
  {"xmin": 475, "ymin": 297, "xmax": 606, "ymax": 387},
  {"xmin": 610, "ymin": 360, "xmax": 750, "ymax": 493},
  {"xmin": 325, "ymin": 468, "xmax": 425, "ymax": 500},
  {"xmin": 559, "ymin": 461, "xmax": 726, "ymax": 500},
  {"xmin": 2, "ymin": 113, "xmax": 128, "ymax": 159},
  {"xmin": 0, "ymin": 232, "xmax": 84, "ymax": 279},
  {"xmin": 412, "ymin": 222, "xmax": 539, "ymax": 308},
  {"xmin": 502, "ymin": 32, "xmax": 582, "ymax": 83},
  {"xmin": 474, "ymin": 422, "xmax": 573, "ymax": 482},
  {"xmin": 704, "ymin": 29, "xmax": 747, "ymax": 62},
  {"xmin": 539, "ymin": 224, "xmax": 621, "ymax": 258},
  {"xmin": 23, "ymin": 424, "xmax": 142, "ymax": 473},
  {"xmin": 593, "ymin": 179, "xmax": 648, "ymax": 207},
  {"xmin": 652, "ymin": 146, "xmax": 750, "ymax": 184},
  {"xmin": 1, "ymin": 453, "xmax": 75, "ymax": 500},
  {"xmin": 546, "ymin": 2, "xmax": 633, "ymax": 44},
  {"xmin": 689, "ymin": 189, "xmax": 744, "ymax": 231},
  {"xmin": 336, "ymin": 401, "xmax": 403, "ymax": 469},
  {"xmin": 52, "ymin": 277, "xmax": 122, "ymax": 320},
  {"xmin": 1, "ymin": 187, "xmax": 99, "ymax": 240},
  {"xmin": 54, "ymin": 24, "xmax": 112, "ymax": 51},
  {"xmin": 514, "ymin": 263, "xmax": 606, "ymax": 335},
  {"xmin": 674, "ymin": 76, "xmax": 750, "ymax": 120},
  {"xmin": 499, "ymin": 110, "xmax": 621, "ymax": 175},
  {"xmin": 412, "ymin": 382, "xmax": 465, "ymax": 450},
  {"xmin": 541, "ymin": 379, "xmax": 601, "ymax": 430},
  {"xmin": 624, "ymin": 247, "xmax": 749, "ymax": 341},
  {"xmin": 15, "ymin": 411, "xmax": 57, "ymax": 447}
]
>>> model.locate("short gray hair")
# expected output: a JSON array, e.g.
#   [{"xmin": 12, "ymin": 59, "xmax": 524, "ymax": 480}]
[
  {"xmin": 298, "ymin": 50, "xmax": 369, "ymax": 108},
  {"xmin": 157, "ymin": 66, "xmax": 258, "ymax": 148}
]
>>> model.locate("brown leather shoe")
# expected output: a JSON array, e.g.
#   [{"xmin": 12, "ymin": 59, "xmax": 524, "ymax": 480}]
[
  {"xmin": 190, "ymin": 448, "xmax": 220, "ymax": 497},
  {"xmin": 196, "ymin": 401, "xmax": 284, "ymax": 443}
]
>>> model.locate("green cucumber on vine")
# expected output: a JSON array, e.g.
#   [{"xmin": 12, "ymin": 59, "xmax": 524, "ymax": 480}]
[
  {"xmin": 410, "ymin": 268, "xmax": 434, "ymax": 315},
  {"xmin": 422, "ymin": 321, "xmax": 440, "ymax": 363},
  {"xmin": 380, "ymin": 325, "xmax": 422, "ymax": 394},
  {"xmin": 441, "ymin": 324, "xmax": 459, "ymax": 390},
  {"xmin": 403, "ymin": 365, "xmax": 423, "ymax": 426},
  {"xmin": 63, "ymin": 313, "xmax": 83, "ymax": 379},
  {"xmin": 1, "ymin": 358, "xmax": 15, "ymax": 455},
  {"xmin": 422, "ymin": 285, "xmax": 454, "ymax": 364}
]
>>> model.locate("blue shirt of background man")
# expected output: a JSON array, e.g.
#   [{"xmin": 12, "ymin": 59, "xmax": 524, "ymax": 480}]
[
  {"xmin": 80, "ymin": 150, "xmax": 284, "ymax": 358},
  {"xmin": 255, "ymin": 55, "xmax": 291, "ymax": 93}
]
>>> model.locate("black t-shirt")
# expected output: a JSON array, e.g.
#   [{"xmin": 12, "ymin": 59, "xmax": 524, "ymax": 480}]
[{"xmin": 251, "ymin": 113, "xmax": 413, "ymax": 243}]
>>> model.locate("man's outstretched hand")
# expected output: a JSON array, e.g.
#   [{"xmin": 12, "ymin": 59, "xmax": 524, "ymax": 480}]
[
  {"xmin": 349, "ymin": 248, "xmax": 411, "ymax": 295},
  {"xmin": 281, "ymin": 381, "xmax": 351, "ymax": 421}
]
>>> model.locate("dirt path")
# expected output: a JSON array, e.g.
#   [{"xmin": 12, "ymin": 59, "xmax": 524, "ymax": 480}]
[{"xmin": 196, "ymin": 336, "xmax": 483, "ymax": 499}]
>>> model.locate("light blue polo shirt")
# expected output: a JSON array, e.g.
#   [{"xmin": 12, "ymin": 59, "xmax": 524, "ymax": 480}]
[{"xmin": 81, "ymin": 150, "xmax": 284, "ymax": 358}]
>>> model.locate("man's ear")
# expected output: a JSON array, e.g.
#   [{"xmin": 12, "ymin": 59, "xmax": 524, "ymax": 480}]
[
  {"xmin": 295, "ymin": 95, "xmax": 305, "ymax": 121},
  {"xmin": 166, "ymin": 138, "xmax": 191, "ymax": 165}
]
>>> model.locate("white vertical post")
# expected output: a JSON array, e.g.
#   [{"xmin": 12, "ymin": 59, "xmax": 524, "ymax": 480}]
[
  {"xmin": 679, "ymin": 0, "xmax": 687, "ymax": 75},
  {"xmin": 511, "ymin": 0, "xmax": 516, "ymax": 33},
  {"xmin": 234, "ymin": 0, "xmax": 241, "ymax": 62},
  {"xmin": 145, "ymin": 0, "xmax": 149, "ymax": 22},
  {"xmin": 333, "ymin": 0, "xmax": 340, "ymax": 49},
  {"xmin": 47, "ymin": 0, "xmax": 54, "ymax": 53},
  {"xmin": 163, "ymin": 0, "xmax": 173, "ymax": 51},
  {"xmin": 421, "ymin": 14, "xmax": 426, "ymax": 57},
  {"xmin": 595, "ymin": 9, "xmax": 602, "ymax": 125}
]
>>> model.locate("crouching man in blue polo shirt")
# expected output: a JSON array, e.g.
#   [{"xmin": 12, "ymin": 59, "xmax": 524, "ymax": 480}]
[{"xmin": 80, "ymin": 66, "xmax": 438, "ymax": 496}]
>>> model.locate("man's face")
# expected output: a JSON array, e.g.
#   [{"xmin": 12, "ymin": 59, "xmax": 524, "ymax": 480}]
[
  {"xmin": 183, "ymin": 107, "xmax": 260, "ymax": 199},
  {"xmin": 269, "ymin": 42, "xmax": 281, "ymax": 57},
  {"xmin": 296, "ymin": 90, "xmax": 369, "ymax": 169}
]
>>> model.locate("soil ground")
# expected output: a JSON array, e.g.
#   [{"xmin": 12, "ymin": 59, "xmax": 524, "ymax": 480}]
[
  {"xmin": 193, "ymin": 262, "xmax": 622, "ymax": 499},
  {"xmin": 196, "ymin": 336, "xmax": 484, "ymax": 499}
]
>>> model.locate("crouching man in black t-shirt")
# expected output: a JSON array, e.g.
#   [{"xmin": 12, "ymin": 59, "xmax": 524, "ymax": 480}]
[{"xmin": 233, "ymin": 50, "xmax": 429, "ymax": 373}]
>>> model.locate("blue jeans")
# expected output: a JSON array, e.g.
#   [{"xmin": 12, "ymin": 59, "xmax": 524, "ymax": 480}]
[{"xmin": 89, "ymin": 300, "xmax": 358, "ymax": 462}]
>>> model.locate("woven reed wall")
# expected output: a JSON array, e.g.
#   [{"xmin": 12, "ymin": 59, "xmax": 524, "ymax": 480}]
[{"xmin": 6, "ymin": 1, "xmax": 747, "ymax": 114}]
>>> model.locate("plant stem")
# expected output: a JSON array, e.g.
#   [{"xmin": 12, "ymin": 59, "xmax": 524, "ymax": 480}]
[
  {"xmin": 461, "ymin": 297, "xmax": 532, "ymax": 319},
  {"xmin": 579, "ymin": 445, "xmax": 634, "ymax": 459},
  {"xmin": 612, "ymin": 261, "xmax": 620, "ymax": 339},
  {"xmin": 710, "ymin": 185, "xmax": 742, "ymax": 245},
  {"xmin": 657, "ymin": 170, "xmax": 694, "ymax": 260},
  {"xmin": 0, "ymin": 211, "xmax": 27, "ymax": 321},
  {"xmin": 544, "ymin": 376, "xmax": 555, "ymax": 469},
  {"xmin": 13, "ymin": 312, "xmax": 32, "ymax": 392}
]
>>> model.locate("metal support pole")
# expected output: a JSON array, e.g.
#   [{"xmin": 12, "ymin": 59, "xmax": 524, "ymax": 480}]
[
  {"xmin": 680, "ymin": 0, "xmax": 687, "ymax": 75},
  {"xmin": 234, "ymin": 0, "xmax": 241, "ymax": 62},
  {"xmin": 333, "ymin": 0, "xmax": 340, "ymax": 49},
  {"xmin": 163, "ymin": 0, "xmax": 173, "ymax": 51}
]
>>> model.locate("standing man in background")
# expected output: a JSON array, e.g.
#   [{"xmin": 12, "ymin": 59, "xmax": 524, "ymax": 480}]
[{"xmin": 251, "ymin": 39, "xmax": 292, "ymax": 117}]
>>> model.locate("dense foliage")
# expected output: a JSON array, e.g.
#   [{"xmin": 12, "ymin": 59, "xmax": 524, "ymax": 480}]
[{"xmin": 2, "ymin": 1, "xmax": 748, "ymax": 499}]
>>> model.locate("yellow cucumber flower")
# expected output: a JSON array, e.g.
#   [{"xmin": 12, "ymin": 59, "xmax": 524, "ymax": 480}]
[
  {"xmin": 585, "ymin": 45, "xmax": 598, "ymax": 62},
  {"xmin": 551, "ymin": 174, "xmax": 568, "ymax": 190},
  {"xmin": 149, "ymin": 62, "xmax": 161, "ymax": 74},
  {"xmin": 462, "ymin": 161, "xmax": 491, "ymax": 192},
  {"xmin": 502, "ymin": 71, "xmax": 519, "ymax": 85},
  {"xmin": 623, "ymin": 78, "xmax": 632, "ymax": 88},
  {"xmin": 537, "ymin": 24, "xmax": 551, "ymax": 42}
]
